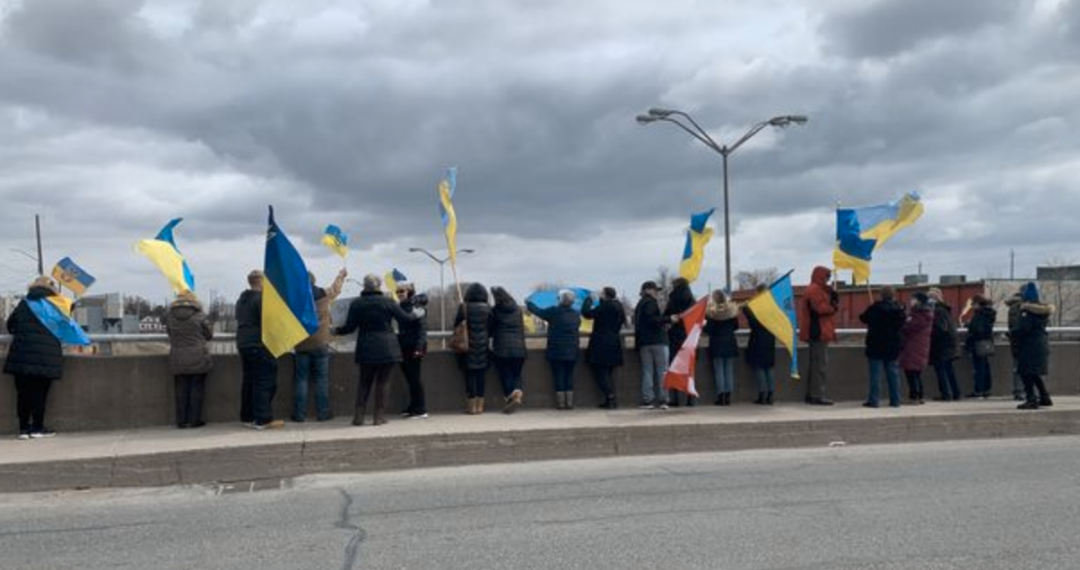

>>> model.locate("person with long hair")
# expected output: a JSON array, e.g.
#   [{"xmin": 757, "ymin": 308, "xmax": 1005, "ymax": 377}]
[
  {"xmin": 582, "ymin": 287, "xmax": 626, "ymax": 409},
  {"xmin": 704, "ymin": 289, "xmax": 739, "ymax": 406},
  {"xmin": 455, "ymin": 283, "xmax": 492, "ymax": 414},
  {"xmin": 489, "ymin": 286, "xmax": 527, "ymax": 413},
  {"xmin": 664, "ymin": 277, "xmax": 696, "ymax": 406}
]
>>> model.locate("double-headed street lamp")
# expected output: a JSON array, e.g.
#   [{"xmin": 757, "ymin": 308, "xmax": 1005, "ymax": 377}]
[
  {"xmin": 636, "ymin": 108, "xmax": 807, "ymax": 292},
  {"xmin": 408, "ymin": 247, "xmax": 476, "ymax": 332}
]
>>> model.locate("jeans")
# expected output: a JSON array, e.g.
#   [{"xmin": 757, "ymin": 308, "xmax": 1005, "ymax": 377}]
[
  {"xmin": 971, "ymin": 354, "xmax": 992, "ymax": 396},
  {"xmin": 465, "ymin": 368, "xmax": 487, "ymax": 398},
  {"xmin": 905, "ymin": 370, "xmax": 924, "ymax": 400},
  {"xmin": 867, "ymin": 359, "xmax": 901, "ymax": 406},
  {"xmin": 934, "ymin": 360, "xmax": 960, "ymax": 400},
  {"xmin": 294, "ymin": 348, "xmax": 331, "ymax": 421},
  {"xmin": 754, "ymin": 366, "xmax": 775, "ymax": 393},
  {"xmin": 712, "ymin": 357, "xmax": 735, "ymax": 394},
  {"xmin": 549, "ymin": 359, "xmax": 576, "ymax": 392},
  {"xmin": 14, "ymin": 375, "xmax": 53, "ymax": 433},
  {"xmin": 240, "ymin": 346, "xmax": 278, "ymax": 424},
  {"xmin": 495, "ymin": 357, "xmax": 525, "ymax": 397},
  {"xmin": 806, "ymin": 341, "xmax": 829, "ymax": 400},
  {"xmin": 591, "ymin": 364, "xmax": 615, "ymax": 398},
  {"xmin": 174, "ymin": 374, "xmax": 206, "ymax": 426},
  {"xmin": 400, "ymin": 355, "xmax": 426, "ymax": 415},
  {"xmin": 639, "ymin": 344, "xmax": 669, "ymax": 405}
]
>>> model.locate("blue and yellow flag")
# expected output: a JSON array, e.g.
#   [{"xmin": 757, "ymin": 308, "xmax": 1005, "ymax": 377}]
[
  {"xmin": 384, "ymin": 268, "xmax": 407, "ymax": 295},
  {"xmin": 262, "ymin": 207, "xmax": 319, "ymax": 357},
  {"xmin": 51, "ymin": 257, "xmax": 95, "ymax": 297},
  {"xmin": 438, "ymin": 167, "xmax": 459, "ymax": 263},
  {"xmin": 746, "ymin": 271, "xmax": 799, "ymax": 379},
  {"xmin": 678, "ymin": 208, "xmax": 715, "ymax": 283},
  {"xmin": 833, "ymin": 192, "xmax": 923, "ymax": 284},
  {"xmin": 28, "ymin": 294, "xmax": 91, "ymax": 346},
  {"xmin": 321, "ymin": 224, "xmax": 349, "ymax": 258},
  {"xmin": 137, "ymin": 218, "xmax": 196, "ymax": 293}
]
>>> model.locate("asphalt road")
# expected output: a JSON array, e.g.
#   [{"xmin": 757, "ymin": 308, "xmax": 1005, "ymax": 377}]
[{"xmin": 2, "ymin": 437, "xmax": 1080, "ymax": 570}]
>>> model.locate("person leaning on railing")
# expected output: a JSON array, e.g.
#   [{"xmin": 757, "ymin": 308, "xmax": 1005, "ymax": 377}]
[
  {"xmin": 162, "ymin": 290, "xmax": 213, "ymax": 429},
  {"xmin": 4, "ymin": 277, "xmax": 65, "ymax": 440}
]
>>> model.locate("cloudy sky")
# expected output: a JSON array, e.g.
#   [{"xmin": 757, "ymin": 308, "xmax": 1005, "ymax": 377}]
[{"xmin": 1, "ymin": 0, "xmax": 1078, "ymax": 304}]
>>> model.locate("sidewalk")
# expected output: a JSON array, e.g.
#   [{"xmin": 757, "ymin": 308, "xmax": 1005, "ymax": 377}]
[{"xmin": 3, "ymin": 397, "xmax": 1080, "ymax": 493}]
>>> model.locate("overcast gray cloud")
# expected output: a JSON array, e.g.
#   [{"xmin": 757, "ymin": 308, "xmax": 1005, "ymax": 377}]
[{"xmin": 1, "ymin": 0, "xmax": 1078, "ymax": 302}]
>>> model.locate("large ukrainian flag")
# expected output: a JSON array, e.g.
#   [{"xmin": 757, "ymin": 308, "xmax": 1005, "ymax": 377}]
[
  {"xmin": 136, "ymin": 218, "xmax": 196, "ymax": 293},
  {"xmin": 262, "ymin": 207, "xmax": 318, "ymax": 358},
  {"xmin": 833, "ymin": 192, "xmax": 924, "ymax": 283},
  {"xmin": 746, "ymin": 271, "xmax": 799, "ymax": 379},
  {"xmin": 678, "ymin": 208, "xmax": 715, "ymax": 283},
  {"xmin": 438, "ymin": 167, "xmax": 459, "ymax": 263}
]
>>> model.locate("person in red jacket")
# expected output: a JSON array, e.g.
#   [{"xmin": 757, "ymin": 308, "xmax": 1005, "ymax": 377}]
[{"xmin": 798, "ymin": 266, "xmax": 838, "ymax": 405}]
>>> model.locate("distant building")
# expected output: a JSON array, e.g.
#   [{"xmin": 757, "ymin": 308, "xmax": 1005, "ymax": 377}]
[{"xmin": 1037, "ymin": 265, "xmax": 1080, "ymax": 281}]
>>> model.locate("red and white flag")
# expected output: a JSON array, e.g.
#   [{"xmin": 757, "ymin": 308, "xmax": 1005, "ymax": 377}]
[{"xmin": 663, "ymin": 297, "xmax": 708, "ymax": 398}]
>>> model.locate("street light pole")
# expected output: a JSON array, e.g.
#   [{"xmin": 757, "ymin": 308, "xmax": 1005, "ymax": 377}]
[
  {"xmin": 408, "ymin": 247, "xmax": 476, "ymax": 333},
  {"xmin": 35, "ymin": 214, "xmax": 44, "ymax": 276},
  {"xmin": 637, "ymin": 109, "xmax": 807, "ymax": 292}
]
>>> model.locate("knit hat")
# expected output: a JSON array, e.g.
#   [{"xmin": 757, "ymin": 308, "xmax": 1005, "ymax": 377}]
[
  {"xmin": 1021, "ymin": 281, "xmax": 1040, "ymax": 303},
  {"xmin": 30, "ymin": 276, "xmax": 57, "ymax": 293}
]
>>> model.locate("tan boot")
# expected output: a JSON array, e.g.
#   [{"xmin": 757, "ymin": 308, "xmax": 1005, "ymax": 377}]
[
  {"xmin": 465, "ymin": 398, "xmax": 476, "ymax": 415},
  {"xmin": 475, "ymin": 397, "xmax": 485, "ymax": 414}
]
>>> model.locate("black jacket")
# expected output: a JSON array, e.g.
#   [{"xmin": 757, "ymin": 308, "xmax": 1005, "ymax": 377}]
[
  {"xmin": 664, "ymin": 286, "xmax": 695, "ymax": 352},
  {"xmin": 488, "ymin": 303, "xmax": 527, "ymax": 359},
  {"xmin": 704, "ymin": 303, "xmax": 739, "ymax": 359},
  {"xmin": 929, "ymin": 302, "xmax": 959, "ymax": 363},
  {"xmin": 336, "ymin": 291, "xmax": 416, "ymax": 364},
  {"xmin": 860, "ymin": 299, "xmax": 907, "ymax": 361},
  {"xmin": 397, "ymin": 298, "xmax": 428, "ymax": 358},
  {"xmin": 965, "ymin": 306, "xmax": 996, "ymax": 351},
  {"xmin": 582, "ymin": 297, "xmax": 625, "ymax": 366},
  {"xmin": 1010, "ymin": 303, "xmax": 1052, "ymax": 376},
  {"xmin": 527, "ymin": 302, "xmax": 581, "ymax": 362},
  {"xmin": 234, "ymin": 290, "xmax": 264, "ymax": 350},
  {"xmin": 634, "ymin": 295, "xmax": 666, "ymax": 348},
  {"xmin": 3, "ymin": 287, "xmax": 64, "ymax": 379},
  {"xmin": 455, "ymin": 301, "xmax": 492, "ymax": 370},
  {"xmin": 743, "ymin": 306, "xmax": 776, "ymax": 368}
]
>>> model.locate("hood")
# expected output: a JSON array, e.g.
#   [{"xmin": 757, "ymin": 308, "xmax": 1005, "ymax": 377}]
[
  {"xmin": 1022, "ymin": 302, "xmax": 1054, "ymax": 316},
  {"xmin": 811, "ymin": 266, "xmax": 831, "ymax": 287},
  {"xmin": 25, "ymin": 286, "xmax": 55, "ymax": 301},
  {"xmin": 464, "ymin": 283, "xmax": 489, "ymax": 304},
  {"xmin": 169, "ymin": 300, "xmax": 201, "ymax": 321},
  {"xmin": 1021, "ymin": 282, "xmax": 1040, "ymax": 303},
  {"xmin": 493, "ymin": 302, "xmax": 520, "ymax": 315},
  {"xmin": 706, "ymin": 300, "xmax": 739, "ymax": 320}
]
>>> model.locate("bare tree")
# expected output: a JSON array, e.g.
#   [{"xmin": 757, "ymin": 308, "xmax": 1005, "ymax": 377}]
[{"xmin": 736, "ymin": 267, "xmax": 780, "ymax": 292}]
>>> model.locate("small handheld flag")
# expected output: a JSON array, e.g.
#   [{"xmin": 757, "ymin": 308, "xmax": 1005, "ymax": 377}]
[
  {"xmin": 746, "ymin": 271, "xmax": 800, "ymax": 379},
  {"xmin": 384, "ymin": 268, "xmax": 408, "ymax": 295},
  {"xmin": 136, "ymin": 218, "xmax": 196, "ymax": 293},
  {"xmin": 678, "ymin": 208, "xmax": 715, "ymax": 283},
  {"xmin": 51, "ymin": 257, "xmax": 95, "ymax": 296},
  {"xmin": 321, "ymin": 225, "xmax": 349, "ymax": 258},
  {"xmin": 262, "ymin": 207, "xmax": 319, "ymax": 357}
]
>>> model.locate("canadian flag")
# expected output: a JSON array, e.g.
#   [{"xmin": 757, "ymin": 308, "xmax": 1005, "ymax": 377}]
[{"xmin": 662, "ymin": 297, "xmax": 708, "ymax": 398}]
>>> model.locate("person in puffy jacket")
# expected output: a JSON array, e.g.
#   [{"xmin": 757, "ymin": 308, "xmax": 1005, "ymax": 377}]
[
  {"xmin": 396, "ymin": 283, "xmax": 429, "ymax": 419},
  {"xmin": 489, "ymin": 287, "xmax": 527, "ymax": 413},
  {"xmin": 527, "ymin": 289, "xmax": 581, "ymax": 410},
  {"xmin": 582, "ymin": 287, "xmax": 626, "ymax": 409},
  {"xmin": 162, "ymin": 290, "xmax": 213, "ymax": 429},
  {"xmin": 704, "ymin": 290, "xmax": 739, "ymax": 407},
  {"xmin": 797, "ymin": 266, "xmax": 838, "ymax": 405},
  {"xmin": 899, "ymin": 292, "xmax": 933, "ymax": 405},
  {"xmin": 1012, "ymin": 282, "xmax": 1054, "ymax": 410},
  {"xmin": 963, "ymin": 295, "xmax": 996, "ymax": 399},
  {"xmin": 928, "ymin": 287, "xmax": 961, "ymax": 401},
  {"xmin": 334, "ymin": 274, "xmax": 419, "ymax": 426},
  {"xmin": 4, "ymin": 277, "xmax": 66, "ymax": 439},
  {"xmin": 455, "ymin": 283, "xmax": 492, "ymax": 415},
  {"xmin": 664, "ymin": 278, "xmax": 697, "ymax": 407}
]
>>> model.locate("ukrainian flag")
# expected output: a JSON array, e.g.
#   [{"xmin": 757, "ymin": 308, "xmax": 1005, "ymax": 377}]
[
  {"xmin": 678, "ymin": 208, "xmax": 715, "ymax": 283},
  {"xmin": 321, "ymin": 224, "xmax": 349, "ymax": 258},
  {"xmin": 262, "ymin": 207, "xmax": 319, "ymax": 357},
  {"xmin": 438, "ymin": 167, "xmax": 459, "ymax": 263},
  {"xmin": 51, "ymin": 257, "xmax": 95, "ymax": 297},
  {"xmin": 136, "ymin": 218, "xmax": 196, "ymax": 293},
  {"xmin": 746, "ymin": 271, "xmax": 799, "ymax": 379},
  {"xmin": 28, "ymin": 294, "xmax": 91, "ymax": 346},
  {"xmin": 833, "ymin": 192, "xmax": 924, "ymax": 284},
  {"xmin": 384, "ymin": 268, "xmax": 407, "ymax": 295}
]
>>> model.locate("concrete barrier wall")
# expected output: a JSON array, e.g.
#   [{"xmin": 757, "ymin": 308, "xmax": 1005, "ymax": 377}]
[{"xmin": 1, "ymin": 343, "xmax": 1078, "ymax": 435}]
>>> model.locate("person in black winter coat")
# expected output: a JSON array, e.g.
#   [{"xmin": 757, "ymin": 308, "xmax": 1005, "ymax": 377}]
[
  {"xmin": 703, "ymin": 290, "xmax": 739, "ymax": 406},
  {"xmin": 582, "ymin": 287, "xmax": 626, "ymax": 409},
  {"xmin": 743, "ymin": 286, "xmax": 777, "ymax": 405},
  {"xmin": 1012, "ymin": 282, "xmax": 1054, "ymax": 410},
  {"xmin": 396, "ymin": 283, "xmax": 428, "ymax": 419},
  {"xmin": 335, "ymin": 274, "xmax": 419, "ymax": 426},
  {"xmin": 634, "ymin": 281, "xmax": 669, "ymax": 409},
  {"xmin": 4, "ymin": 277, "xmax": 65, "ymax": 439},
  {"xmin": 455, "ymin": 282, "xmax": 492, "ymax": 414},
  {"xmin": 235, "ymin": 270, "xmax": 282, "ymax": 429},
  {"xmin": 527, "ymin": 289, "xmax": 581, "ymax": 410},
  {"xmin": 927, "ymin": 288, "xmax": 961, "ymax": 401},
  {"xmin": 489, "ymin": 287, "xmax": 527, "ymax": 413},
  {"xmin": 664, "ymin": 277, "xmax": 696, "ymax": 406},
  {"xmin": 964, "ymin": 296, "xmax": 997, "ymax": 398},
  {"xmin": 859, "ymin": 287, "xmax": 907, "ymax": 408}
]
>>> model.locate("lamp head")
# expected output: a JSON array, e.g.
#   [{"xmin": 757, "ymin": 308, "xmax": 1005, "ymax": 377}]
[
  {"xmin": 636, "ymin": 115, "xmax": 658, "ymax": 124},
  {"xmin": 647, "ymin": 107, "xmax": 676, "ymax": 118},
  {"xmin": 460, "ymin": 248, "xmax": 476, "ymax": 254},
  {"xmin": 768, "ymin": 115, "xmax": 809, "ymax": 127}
]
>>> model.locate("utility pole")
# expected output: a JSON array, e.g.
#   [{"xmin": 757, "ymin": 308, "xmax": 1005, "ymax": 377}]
[
  {"xmin": 34, "ymin": 214, "xmax": 44, "ymax": 276},
  {"xmin": 1010, "ymin": 249, "xmax": 1015, "ymax": 280}
]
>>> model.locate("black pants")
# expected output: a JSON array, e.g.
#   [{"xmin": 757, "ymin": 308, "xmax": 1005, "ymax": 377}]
[
  {"xmin": 464, "ymin": 368, "xmax": 487, "ymax": 398},
  {"xmin": 905, "ymin": 370, "xmax": 923, "ymax": 400},
  {"xmin": 1022, "ymin": 373, "xmax": 1049, "ymax": 403},
  {"xmin": 495, "ymin": 357, "xmax": 525, "ymax": 397},
  {"xmin": 14, "ymin": 375, "xmax": 53, "ymax": 432},
  {"xmin": 357, "ymin": 363, "xmax": 394, "ymax": 422},
  {"xmin": 240, "ymin": 347, "xmax": 278, "ymax": 424},
  {"xmin": 174, "ymin": 374, "xmax": 206, "ymax": 426},
  {"xmin": 400, "ymin": 356, "xmax": 426, "ymax": 415},
  {"xmin": 591, "ymin": 364, "xmax": 616, "ymax": 399}
]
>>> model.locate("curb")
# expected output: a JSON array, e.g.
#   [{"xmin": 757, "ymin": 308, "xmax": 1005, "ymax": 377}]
[{"xmin": 3, "ymin": 409, "xmax": 1080, "ymax": 493}]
